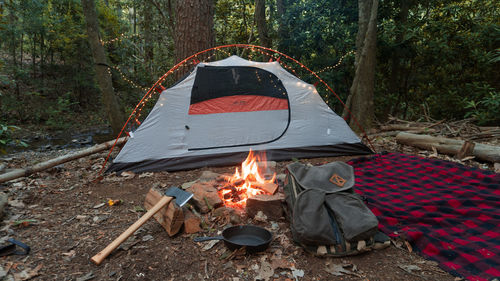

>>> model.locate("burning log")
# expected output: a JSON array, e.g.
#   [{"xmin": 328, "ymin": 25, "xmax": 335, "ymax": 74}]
[
  {"xmin": 217, "ymin": 150, "xmax": 277, "ymax": 209},
  {"xmin": 246, "ymin": 193, "xmax": 285, "ymax": 220}
]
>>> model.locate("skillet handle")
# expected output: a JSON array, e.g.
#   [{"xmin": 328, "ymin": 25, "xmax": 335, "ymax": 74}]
[{"xmin": 193, "ymin": 236, "xmax": 224, "ymax": 242}]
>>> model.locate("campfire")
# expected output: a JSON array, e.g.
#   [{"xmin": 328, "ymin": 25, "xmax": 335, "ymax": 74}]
[{"xmin": 217, "ymin": 150, "xmax": 276, "ymax": 208}]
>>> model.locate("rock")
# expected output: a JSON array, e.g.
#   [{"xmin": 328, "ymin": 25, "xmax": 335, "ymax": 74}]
[
  {"xmin": 212, "ymin": 207, "xmax": 242, "ymax": 224},
  {"xmin": 494, "ymin": 163, "xmax": 499, "ymax": 173},
  {"xmin": 184, "ymin": 209, "xmax": 202, "ymax": 234},
  {"xmin": 181, "ymin": 180, "xmax": 197, "ymax": 190},
  {"xmin": 198, "ymin": 171, "xmax": 222, "ymax": 182},
  {"xmin": 246, "ymin": 193, "xmax": 285, "ymax": 220},
  {"xmin": 257, "ymin": 161, "xmax": 277, "ymax": 180},
  {"xmin": 187, "ymin": 181, "xmax": 223, "ymax": 213}
]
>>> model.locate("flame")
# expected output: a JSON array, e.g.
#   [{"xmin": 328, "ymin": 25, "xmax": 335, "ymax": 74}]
[{"xmin": 219, "ymin": 149, "xmax": 276, "ymax": 208}]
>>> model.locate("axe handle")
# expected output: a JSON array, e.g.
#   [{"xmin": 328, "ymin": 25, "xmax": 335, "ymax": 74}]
[{"xmin": 91, "ymin": 196, "xmax": 173, "ymax": 265}]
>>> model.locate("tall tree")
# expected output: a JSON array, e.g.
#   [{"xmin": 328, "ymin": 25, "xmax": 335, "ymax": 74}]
[
  {"xmin": 343, "ymin": 0, "xmax": 379, "ymax": 131},
  {"xmin": 255, "ymin": 0, "xmax": 271, "ymax": 47},
  {"xmin": 174, "ymin": 0, "xmax": 215, "ymax": 68},
  {"xmin": 81, "ymin": 0, "xmax": 125, "ymax": 135}
]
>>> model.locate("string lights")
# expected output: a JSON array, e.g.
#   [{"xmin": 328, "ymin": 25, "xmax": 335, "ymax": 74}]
[
  {"xmin": 100, "ymin": 33, "xmax": 141, "ymax": 46},
  {"xmin": 316, "ymin": 50, "xmax": 355, "ymax": 74}
]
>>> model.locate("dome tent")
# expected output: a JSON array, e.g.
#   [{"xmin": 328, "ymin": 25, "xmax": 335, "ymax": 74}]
[{"xmin": 107, "ymin": 55, "xmax": 371, "ymax": 173}]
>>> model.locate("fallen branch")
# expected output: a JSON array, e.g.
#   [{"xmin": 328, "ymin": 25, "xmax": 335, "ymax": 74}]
[
  {"xmin": 0, "ymin": 137, "xmax": 127, "ymax": 183},
  {"xmin": 380, "ymin": 125, "xmax": 437, "ymax": 133},
  {"xmin": 396, "ymin": 132, "xmax": 500, "ymax": 163}
]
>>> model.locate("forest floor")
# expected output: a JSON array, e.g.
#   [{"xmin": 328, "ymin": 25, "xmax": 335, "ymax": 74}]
[{"xmin": 0, "ymin": 127, "xmax": 496, "ymax": 281}]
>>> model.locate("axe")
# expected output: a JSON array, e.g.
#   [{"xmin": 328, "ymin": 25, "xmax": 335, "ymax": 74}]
[{"xmin": 91, "ymin": 186, "xmax": 193, "ymax": 265}]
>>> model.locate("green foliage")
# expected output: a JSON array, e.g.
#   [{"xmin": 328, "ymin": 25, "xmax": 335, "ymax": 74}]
[
  {"xmin": 45, "ymin": 92, "xmax": 79, "ymax": 129},
  {"xmin": 1, "ymin": 0, "xmax": 498, "ymax": 136},
  {"xmin": 0, "ymin": 124, "xmax": 27, "ymax": 154},
  {"xmin": 464, "ymin": 85, "xmax": 500, "ymax": 125},
  {"xmin": 375, "ymin": 0, "xmax": 500, "ymax": 121}
]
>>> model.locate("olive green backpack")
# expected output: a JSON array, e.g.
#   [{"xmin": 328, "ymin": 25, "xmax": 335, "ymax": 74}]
[{"xmin": 284, "ymin": 161, "xmax": 390, "ymax": 256}]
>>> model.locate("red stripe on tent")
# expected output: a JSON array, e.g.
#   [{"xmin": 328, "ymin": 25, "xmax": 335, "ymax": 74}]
[{"xmin": 188, "ymin": 95, "xmax": 288, "ymax": 115}]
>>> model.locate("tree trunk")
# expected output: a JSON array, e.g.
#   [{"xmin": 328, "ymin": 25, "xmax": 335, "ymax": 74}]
[
  {"xmin": 276, "ymin": 0, "xmax": 288, "ymax": 52},
  {"xmin": 255, "ymin": 0, "xmax": 271, "ymax": 47},
  {"xmin": 143, "ymin": 0, "xmax": 154, "ymax": 73},
  {"xmin": 82, "ymin": 0, "xmax": 126, "ymax": 136},
  {"xmin": 343, "ymin": 0, "xmax": 379, "ymax": 132},
  {"xmin": 389, "ymin": 0, "xmax": 411, "ymax": 117},
  {"xmin": 174, "ymin": 0, "xmax": 215, "ymax": 75}
]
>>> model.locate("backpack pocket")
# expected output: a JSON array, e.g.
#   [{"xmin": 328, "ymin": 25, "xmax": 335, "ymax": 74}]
[
  {"xmin": 291, "ymin": 189, "xmax": 340, "ymax": 245},
  {"xmin": 324, "ymin": 192, "xmax": 378, "ymax": 241}
]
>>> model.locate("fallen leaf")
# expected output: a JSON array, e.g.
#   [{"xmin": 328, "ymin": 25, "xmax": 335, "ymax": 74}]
[
  {"xmin": 201, "ymin": 240, "xmax": 219, "ymax": 251},
  {"xmin": 13, "ymin": 264, "xmax": 42, "ymax": 281},
  {"xmin": 324, "ymin": 262, "xmax": 361, "ymax": 277},
  {"xmin": 62, "ymin": 250, "xmax": 76, "ymax": 257},
  {"xmin": 138, "ymin": 172, "xmax": 154, "ymax": 178},
  {"xmin": 92, "ymin": 203, "xmax": 105, "ymax": 209},
  {"xmin": 291, "ymin": 267, "xmax": 304, "ymax": 279},
  {"xmin": 121, "ymin": 171, "xmax": 135, "ymax": 179},
  {"xmin": 254, "ymin": 256, "xmax": 274, "ymax": 281},
  {"xmin": 399, "ymin": 264, "xmax": 421, "ymax": 274},
  {"xmin": 76, "ymin": 271, "xmax": 95, "ymax": 281}
]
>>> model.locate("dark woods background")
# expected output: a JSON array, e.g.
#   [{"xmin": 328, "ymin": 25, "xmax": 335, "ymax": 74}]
[{"xmin": 0, "ymin": 0, "xmax": 498, "ymax": 133}]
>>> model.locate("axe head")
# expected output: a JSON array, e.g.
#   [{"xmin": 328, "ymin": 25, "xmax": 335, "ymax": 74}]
[{"xmin": 164, "ymin": 186, "xmax": 193, "ymax": 207}]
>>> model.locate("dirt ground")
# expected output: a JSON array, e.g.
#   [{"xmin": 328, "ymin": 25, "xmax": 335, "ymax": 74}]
[{"xmin": 0, "ymin": 136, "xmax": 495, "ymax": 281}]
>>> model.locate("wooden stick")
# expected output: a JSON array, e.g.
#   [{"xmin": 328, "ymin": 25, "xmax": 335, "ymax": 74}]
[
  {"xmin": 0, "ymin": 137, "xmax": 127, "ymax": 183},
  {"xmin": 456, "ymin": 141, "xmax": 475, "ymax": 160},
  {"xmin": 90, "ymin": 196, "xmax": 173, "ymax": 265}
]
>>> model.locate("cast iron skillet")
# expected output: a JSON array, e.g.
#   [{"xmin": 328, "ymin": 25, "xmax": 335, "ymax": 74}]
[{"xmin": 193, "ymin": 225, "xmax": 272, "ymax": 253}]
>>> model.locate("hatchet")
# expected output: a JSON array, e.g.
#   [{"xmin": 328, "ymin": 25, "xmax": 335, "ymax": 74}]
[{"xmin": 90, "ymin": 186, "xmax": 193, "ymax": 265}]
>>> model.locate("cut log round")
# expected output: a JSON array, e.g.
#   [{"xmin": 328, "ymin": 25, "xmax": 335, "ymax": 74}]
[
  {"xmin": 0, "ymin": 137, "xmax": 128, "ymax": 184},
  {"xmin": 144, "ymin": 187, "xmax": 184, "ymax": 237},
  {"xmin": 396, "ymin": 132, "xmax": 500, "ymax": 163}
]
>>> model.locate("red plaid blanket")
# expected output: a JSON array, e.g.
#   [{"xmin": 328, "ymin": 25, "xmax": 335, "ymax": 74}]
[{"xmin": 348, "ymin": 153, "xmax": 500, "ymax": 281}]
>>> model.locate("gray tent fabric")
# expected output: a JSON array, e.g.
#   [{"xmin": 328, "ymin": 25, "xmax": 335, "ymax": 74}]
[{"xmin": 108, "ymin": 56, "xmax": 371, "ymax": 173}]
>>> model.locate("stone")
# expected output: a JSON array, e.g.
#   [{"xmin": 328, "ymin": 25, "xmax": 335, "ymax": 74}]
[
  {"xmin": 198, "ymin": 171, "xmax": 223, "ymax": 182},
  {"xmin": 246, "ymin": 193, "xmax": 285, "ymax": 221},
  {"xmin": 183, "ymin": 209, "xmax": 202, "ymax": 234},
  {"xmin": 257, "ymin": 161, "xmax": 277, "ymax": 180},
  {"xmin": 187, "ymin": 181, "xmax": 223, "ymax": 213}
]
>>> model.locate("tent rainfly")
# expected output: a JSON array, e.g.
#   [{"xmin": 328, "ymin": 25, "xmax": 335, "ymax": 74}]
[{"xmin": 107, "ymin": 56, "xmax": 372, "ymax": 173}]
